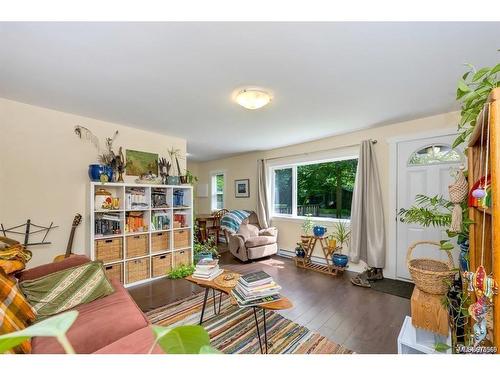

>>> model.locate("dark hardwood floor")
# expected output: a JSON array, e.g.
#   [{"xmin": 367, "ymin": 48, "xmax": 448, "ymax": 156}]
[{"xmin": 129, "ymin": 248, "xmax": 410, "ymax": 354}]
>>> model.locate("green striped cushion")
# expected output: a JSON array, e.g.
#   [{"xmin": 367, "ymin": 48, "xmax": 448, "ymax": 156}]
[{"xmin": 19, "ymin": 260, "xmax": 114, "ymax": 321}]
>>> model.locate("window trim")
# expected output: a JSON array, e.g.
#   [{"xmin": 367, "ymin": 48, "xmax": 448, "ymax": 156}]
[
  {"xmin": 407, "ymin": 143, "xmax": 463, "ymax": 167},
  {"xmin": 210, "ymin": 170, "xmax": 226, "ymax": 212},
  {"xmin": 269, "ymin": 154, "xmax": 358, "ymax": 222}
]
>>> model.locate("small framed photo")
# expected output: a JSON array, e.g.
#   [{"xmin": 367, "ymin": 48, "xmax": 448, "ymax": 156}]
[{"xmin": 235, "ymin": 179, "xmax": 250, "ymax": 198}]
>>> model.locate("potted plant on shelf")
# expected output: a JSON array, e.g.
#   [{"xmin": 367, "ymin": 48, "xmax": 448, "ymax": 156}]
[
  {"xmin": 331, "ymin": 221, "xmax": 351, "ymax": 268},
  {"xmin": 327, "ymin": 234, "xmax": 337, "ymax": 249},
  {"xmin": 185, "ymin": 170, "xmax": 198, "ymax": 185},
  {"xmin": 75, "ymin": 126, "xmax": 119, "ymax": 182},
  {"xmin": 167, "ymin": 147, "xmax": 183, "ymax": 185},
  {"xmin": 193, "ymin": 227, "xmax": 219, "ymax": 264},
  {"xmin": 300, "ymin": 214, "xmax": 314, "ymax": 246}
]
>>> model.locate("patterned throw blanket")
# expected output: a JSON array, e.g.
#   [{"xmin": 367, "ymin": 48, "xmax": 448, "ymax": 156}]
[
  {"xmin": 220, "ymin": 210, "xmax": 251, "ymax": 234},
  {"xmin": 0, "ymin": 237, "xmax": 32, "ymax": 274}
]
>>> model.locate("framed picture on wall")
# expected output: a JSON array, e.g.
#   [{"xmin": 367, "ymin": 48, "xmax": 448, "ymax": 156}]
[
  {"xmin": 125, "ymin": 149, "xmax": 159, "ymax": 176},
  {"xmin": 235, "ymin": 179, "xmax": 250, "ymax": 198}
]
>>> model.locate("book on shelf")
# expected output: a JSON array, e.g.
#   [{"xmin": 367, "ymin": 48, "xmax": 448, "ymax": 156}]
[{"xmin": 95, "ymin": 212, "xmax": 121, "ymax": 236}]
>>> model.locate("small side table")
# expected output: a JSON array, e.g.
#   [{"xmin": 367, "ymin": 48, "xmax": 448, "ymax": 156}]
[
  {"xmin": 250, "ymin": 297, "xmax": 293, "ymax": 354},
  {"xmin": 185, "ymin": 270, "xmax": 239, "ymax": 324}
]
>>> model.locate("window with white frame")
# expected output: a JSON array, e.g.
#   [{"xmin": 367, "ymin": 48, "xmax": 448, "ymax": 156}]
[
  {"xmin": 211, "ymin": 172, "xmax": 225, "ymax": 211},
  {"xmin": 271, "ymin": 157, "xmax": 358, "ymax": 220}
]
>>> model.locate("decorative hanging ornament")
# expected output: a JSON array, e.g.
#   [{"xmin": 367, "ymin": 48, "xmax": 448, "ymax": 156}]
[
  {"xmin": 472, "ymin": 188, "xmax": 486, "ymax": 198},
  {"xmin": 448, "ymin": 167, "xmax": 468, "ymax": 232}
]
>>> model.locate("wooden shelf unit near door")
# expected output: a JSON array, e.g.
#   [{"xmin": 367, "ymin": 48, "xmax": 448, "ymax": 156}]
[
  {"xmin": 467, "ymin": 88, "xmax": 500, "ymax": 347},
  {"xmin": 89, "ymin": 182, "xmax": 193, "ymax": 287}
]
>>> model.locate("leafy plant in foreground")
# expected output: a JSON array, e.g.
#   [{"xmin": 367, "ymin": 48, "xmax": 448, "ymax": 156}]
[
  {"xmin": 0, "ymin": 310, "xmax": 220, "ymax": 354},
  {"xmin": 0, "ymin": 311, "xmax": 78, "ymax": 354}
]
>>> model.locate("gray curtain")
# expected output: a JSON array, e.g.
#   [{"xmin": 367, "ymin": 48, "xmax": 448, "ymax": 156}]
[
  {"xmin": 256, "ymin": 159, "xmax": 270, "ymax": 228},
  {"xmin": 349, "ymin": 140, "xmax": 385, "ymax": 268}
]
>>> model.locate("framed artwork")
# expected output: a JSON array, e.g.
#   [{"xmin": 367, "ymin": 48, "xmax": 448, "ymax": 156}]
[
  {"xmin": 126, "ymin": 149, "xmax": 159, "ymax": 176},
  {"xmin": 235, "ymin": 179, "xmax": 250, "ymax": 198}
]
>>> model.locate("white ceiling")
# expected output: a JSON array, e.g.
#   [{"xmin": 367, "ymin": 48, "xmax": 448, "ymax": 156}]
[{"xmin": 0, "ymin": 22, "xmax": 499, "ymax": 161}]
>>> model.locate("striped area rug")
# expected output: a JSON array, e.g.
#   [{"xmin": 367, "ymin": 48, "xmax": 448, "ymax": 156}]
[{"xmin": 146, "ymin": 292, "xmax": 353, "ymax": 354}]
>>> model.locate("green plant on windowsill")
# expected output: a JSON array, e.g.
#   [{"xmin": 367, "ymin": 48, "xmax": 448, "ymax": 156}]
[
  {"xmin": 0, "ymin": 310, "xmax": 220, "ymax": 354},
  {"xmin": 167, "ymin": 264, "xmax": 195, "ymax": 279}
]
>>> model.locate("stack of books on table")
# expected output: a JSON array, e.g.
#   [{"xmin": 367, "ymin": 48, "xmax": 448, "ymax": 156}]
[
  {"xmin": 192, "ymin": 258, "xmax": 223, "ymax": 281},
  {"xmin": 231, "ymin": 271, "xmax": 282, "ymax": 307}
]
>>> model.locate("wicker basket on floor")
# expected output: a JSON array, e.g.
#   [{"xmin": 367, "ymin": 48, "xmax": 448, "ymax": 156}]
[{"xmin": 407, "ymin": 240, "xmax": 457, "ymax": 295}]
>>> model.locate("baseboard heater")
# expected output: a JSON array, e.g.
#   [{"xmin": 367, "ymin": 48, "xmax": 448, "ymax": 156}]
[{"xmin": 278, "ymin": 248, "xmax": 330, "ymax": 266}]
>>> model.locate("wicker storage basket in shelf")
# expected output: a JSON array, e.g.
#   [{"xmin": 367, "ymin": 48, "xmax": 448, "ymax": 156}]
[
  {"xmin": 126, "ymin": 258, "xmax": 150, "ymax": 284},
  {"xmin": 152, "ymin": 253, "xmax": 172, "ymax": 277},
  {"xmin": 126, "ymin": 234, "xmax": 149, "ymax": 258},
  {"xmin": 407, "ymin": 240, "xmax": 457, "ymax": 295},
  {"xmin": 104, "ymin": 263, "xmax": 123, "ymax": 283},
  {"xmin": 174, "ymin": 249, "xmax": 192, "ymax": 267},
  {"xmin": 173, "ymin": 229, "xmax": 190, "ymax": 249},
  {"xmin": 151, "ymin": 232, "xmax": 170, "ymax": 253},
  {"xmin": 95, "ymin": 238, "xmax": 123, "ymax": 263}
]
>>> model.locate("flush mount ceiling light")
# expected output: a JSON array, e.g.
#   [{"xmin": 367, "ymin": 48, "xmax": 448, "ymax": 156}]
[{"xmin": 234, "ymin": 88, "xmax": 272, "ymax": 110}]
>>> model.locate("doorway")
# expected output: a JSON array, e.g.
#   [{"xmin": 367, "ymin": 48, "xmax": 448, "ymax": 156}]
[{"xmin": 395, "ymin": 134, "xmax": 463, "ymax": 280}]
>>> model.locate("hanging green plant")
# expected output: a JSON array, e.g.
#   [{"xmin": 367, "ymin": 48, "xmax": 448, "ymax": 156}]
[{"xmin": 453, "ymin": 60, "xmax": 500, "ymax": 149}]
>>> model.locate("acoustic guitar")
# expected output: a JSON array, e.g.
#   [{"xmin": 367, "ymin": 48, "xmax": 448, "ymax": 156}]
[{"xmin": 53, "ymin": 214, "xmax": 82, "ymax": 263}]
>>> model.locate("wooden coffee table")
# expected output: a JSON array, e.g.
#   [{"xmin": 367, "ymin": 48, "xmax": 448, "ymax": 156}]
[
  {"xmin": 185, "ymin": 270, "xmax": 237, "ymax": 324},
  {"xmin": 185, "ymin": 269, "xmax": 293, "ymax": 354}
]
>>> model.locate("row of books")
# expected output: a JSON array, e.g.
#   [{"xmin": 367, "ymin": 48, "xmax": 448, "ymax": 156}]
[
  {"xmin": 231, "ymin": 271, "xmax": 282, "ymax": 307},
  {"xmin": 126, "ymin": 211, "xmax": 147, "ymax": 233},
  {"xmin": 95, "ymin": 213, "xmax": 121, "ymax": 236},
  {"xmin": 192, "ymin": 258, "xmax": 223, "ymax": 280},
  {"xmin": 151, "ymin": 211, "xmax": 170, "ymax": 231}
]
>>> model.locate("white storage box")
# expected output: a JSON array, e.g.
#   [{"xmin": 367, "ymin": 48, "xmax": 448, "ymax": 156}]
[{"xmin": 397, "ymin": 316, "xmax": 451, "ymax": 354}]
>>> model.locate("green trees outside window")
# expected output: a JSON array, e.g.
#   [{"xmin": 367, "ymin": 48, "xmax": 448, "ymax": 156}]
[{"xmin": 273, "ymin": 158, "xmax": 358, "ymax": 219}]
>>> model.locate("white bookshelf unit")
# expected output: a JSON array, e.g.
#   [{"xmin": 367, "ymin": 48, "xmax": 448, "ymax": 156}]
[{"xmin": 89, "ymin": 182, "xmax": 193, "ymax": 287}]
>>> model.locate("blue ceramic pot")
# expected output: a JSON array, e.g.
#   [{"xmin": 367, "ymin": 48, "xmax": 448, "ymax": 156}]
[
  {"xmin": 313, "ymin": 226, "xmax": 327, "ymax": 237},
  {"xmin": 167, "ymin": 176, "xmax": 180, "ymax": 185},
  {"xmin": 88, "ymin": 164, "xmax": 113, "ymax": 182},
  {"xmin": 332, "ymin": 253, "xmax": 349, "ymax": 268},
  {"xmin": 194, "ymin": 252, "xmax": 213, "ymax": 264},
  {"xmin": 295, "ymin": 245, "xmax": 305, "ymax": 258}
]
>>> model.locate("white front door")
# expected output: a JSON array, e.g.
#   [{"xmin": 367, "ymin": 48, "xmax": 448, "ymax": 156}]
[{"xmin": 396, "ymin": 135, "xmax": 463, "ymax": 281}]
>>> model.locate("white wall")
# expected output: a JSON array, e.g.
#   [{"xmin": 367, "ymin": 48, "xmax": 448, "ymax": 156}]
[
  {"xmin": 0, "ymin": 98, "xmax": 186, "ymax": 267},
  {"xmin": 191, "ymin": 111, "xmax": 459, "ymax": 277}
]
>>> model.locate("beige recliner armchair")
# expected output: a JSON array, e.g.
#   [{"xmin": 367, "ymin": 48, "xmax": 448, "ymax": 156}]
[{"xmin": 226, "ymin": 212, "xmax": 278, "ymax": 262}]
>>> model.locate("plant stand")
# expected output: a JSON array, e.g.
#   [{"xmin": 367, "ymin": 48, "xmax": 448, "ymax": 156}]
[{"xmin": 294, "ymin": 235, "xmax": 347, "ymax": 276}]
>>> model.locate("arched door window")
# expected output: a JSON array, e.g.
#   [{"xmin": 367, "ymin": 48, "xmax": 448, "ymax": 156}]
[{"xmin": 408, "ymin": 144, "xmax": 461, "ymax": 166}]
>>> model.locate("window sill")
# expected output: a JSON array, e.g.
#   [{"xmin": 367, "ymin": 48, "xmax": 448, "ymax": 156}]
[{"xmin": 271, "ymin": 215, "xmax": 350, "ymax": 224}]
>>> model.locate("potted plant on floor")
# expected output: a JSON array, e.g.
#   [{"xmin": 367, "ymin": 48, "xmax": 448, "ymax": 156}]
[{"xmin": 331, "ymin": 221, "xmax": 351, "ymax": 267}]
